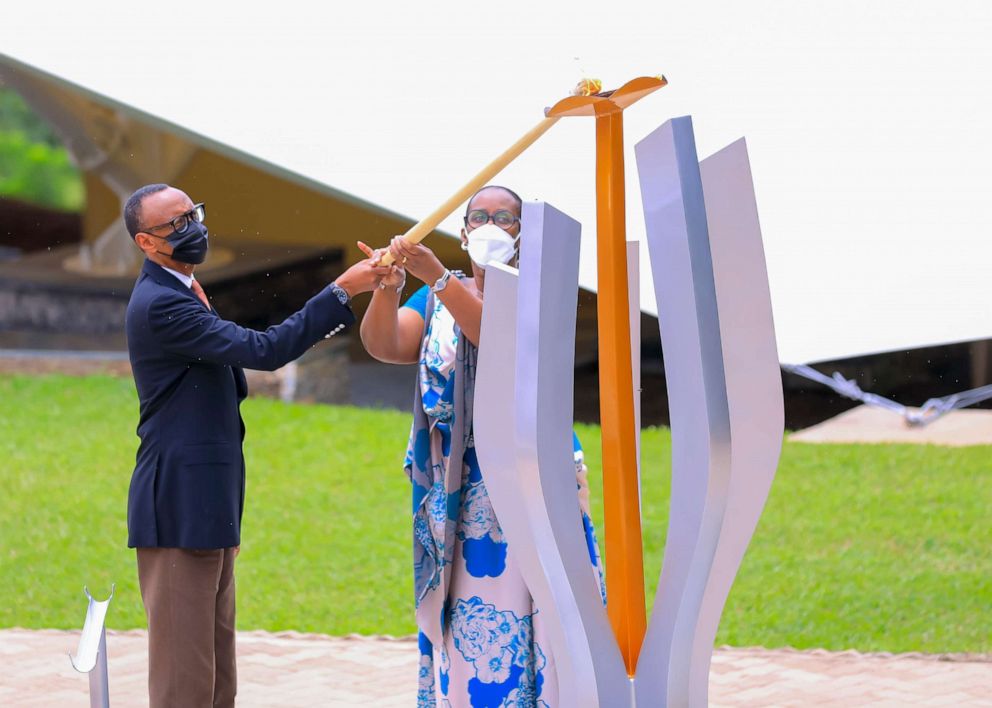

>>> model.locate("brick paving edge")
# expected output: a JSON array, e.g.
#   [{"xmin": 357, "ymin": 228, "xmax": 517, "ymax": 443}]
[
  {"xmin": 715, "ymin": 644, "xmax": 992, "ymax": 665},
  {"xmin": 3, "ymin": 626, "xmax": 418, "ymax": 643},
  {"xmin": 6, "ymin": 628, "xmax": 987, "ymax": 661}
]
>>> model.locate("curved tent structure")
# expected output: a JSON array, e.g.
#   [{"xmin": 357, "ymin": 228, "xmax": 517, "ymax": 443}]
[{"xmin": 2, "ymin": 0, "xmax": 992, "ymax": 365}]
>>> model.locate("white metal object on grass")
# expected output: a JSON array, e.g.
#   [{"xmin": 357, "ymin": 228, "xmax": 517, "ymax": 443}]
[{"xmin": 68, "ymin": 585, "xmax": 114, "ymax": 708}]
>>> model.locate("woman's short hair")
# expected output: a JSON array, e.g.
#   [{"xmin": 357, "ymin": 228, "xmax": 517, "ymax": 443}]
[{"xmin": 465, "ymin": 185, "xmax": 523, "ymax": 217}]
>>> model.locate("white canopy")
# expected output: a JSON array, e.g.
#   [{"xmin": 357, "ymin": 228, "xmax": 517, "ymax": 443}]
[{"xmin": 3, "ymin": 0, "xmax": 991, "ymax": 364}]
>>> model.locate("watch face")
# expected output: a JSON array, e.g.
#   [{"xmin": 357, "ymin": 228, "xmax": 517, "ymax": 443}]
[{"xmin": 433, "ymin": 271, "xmax": 451, "ymax": 292}]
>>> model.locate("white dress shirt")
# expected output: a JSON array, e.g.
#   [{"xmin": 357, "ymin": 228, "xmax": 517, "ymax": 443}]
[{"xmin": 161, "ymin": 265, "xmax": 194, "ymax": 289}]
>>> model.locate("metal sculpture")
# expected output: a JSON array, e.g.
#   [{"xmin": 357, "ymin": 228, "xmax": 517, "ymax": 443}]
[{"xmin": 474, "ymin": 116, "xmax": 783, "ymax": 706}]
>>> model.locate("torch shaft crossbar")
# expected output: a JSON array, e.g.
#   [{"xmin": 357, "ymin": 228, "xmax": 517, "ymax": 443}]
[{"xmin": 378, "ymin": 116, "xmax": 560, "ymax": 265}]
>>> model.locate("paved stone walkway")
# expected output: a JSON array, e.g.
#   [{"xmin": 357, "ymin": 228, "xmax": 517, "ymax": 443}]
[
  {"xmin": 1, "ymin": 629, "xmax": 989, "ymax": 706},
  {"xmin": 789, "ymin": 404, "xmax": 992, "ymax": 447}
]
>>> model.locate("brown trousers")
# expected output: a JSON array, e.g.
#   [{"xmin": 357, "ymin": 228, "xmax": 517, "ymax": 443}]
[{"xmin": 137, "ymin": 547, "xmax": 237, "ymax": 708}]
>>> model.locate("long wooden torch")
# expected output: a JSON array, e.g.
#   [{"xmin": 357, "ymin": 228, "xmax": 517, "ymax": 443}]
[{"xmin": 376, "ymin": 80, "xmax": 602, "ymax": 266}]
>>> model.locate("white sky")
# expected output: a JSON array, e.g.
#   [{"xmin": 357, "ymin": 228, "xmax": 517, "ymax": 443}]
[{"xmin": 3, "ymin": 0, "xmax": 991, "ymax": 363}]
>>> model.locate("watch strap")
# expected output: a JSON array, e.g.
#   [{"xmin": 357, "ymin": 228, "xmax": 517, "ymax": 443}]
[
  {"xmin": 431, "ymin": 269, "xmax": 452, "ymax": 294},
  {"xmin": 329, "ymin": 282, "xmax": 351, "ymax": 306}
]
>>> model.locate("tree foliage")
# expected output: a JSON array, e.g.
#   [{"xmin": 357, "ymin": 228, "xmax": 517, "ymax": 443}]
[{"xmin": 0, "ymin": 86, "xmax": 84, "ymax": 212}]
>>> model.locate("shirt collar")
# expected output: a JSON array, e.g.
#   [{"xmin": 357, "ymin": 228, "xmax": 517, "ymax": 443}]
[{"xmin": 160, "ymin": 265, "xmax": 194, "ymax": 289}]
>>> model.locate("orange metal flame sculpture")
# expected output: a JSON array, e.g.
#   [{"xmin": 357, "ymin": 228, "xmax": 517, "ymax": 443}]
[{"xmin": 546, "ymin": 76, "xmax": 668, "ymax": 674}]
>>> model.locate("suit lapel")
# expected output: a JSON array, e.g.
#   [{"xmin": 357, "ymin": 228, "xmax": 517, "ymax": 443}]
[
  {"xmin": 143, "ymin": 260, "xmax": 212, "ymax": 312},
  {"xmin": 202, "ymin": 285, "xmax": 248, "ymax": 397}
]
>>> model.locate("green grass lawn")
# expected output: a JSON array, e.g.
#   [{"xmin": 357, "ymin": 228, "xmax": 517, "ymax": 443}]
[{"xmin": 1, "ymin": 374, "xmax": 989, "ymax": 653}]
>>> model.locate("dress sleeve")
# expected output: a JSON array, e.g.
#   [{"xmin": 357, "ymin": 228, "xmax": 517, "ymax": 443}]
[
  {"xmin": 401, "ymin": 285, "xmax": 430, "ymax": 319},
  {"xmin": 572, "ymin": 431, "xmax": 585, "ymax": 465}
]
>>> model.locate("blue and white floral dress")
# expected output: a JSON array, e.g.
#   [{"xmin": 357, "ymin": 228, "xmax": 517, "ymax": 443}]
[{"xmin": 401, "ymin": 283, "xmax": 606, "ymax": 708}]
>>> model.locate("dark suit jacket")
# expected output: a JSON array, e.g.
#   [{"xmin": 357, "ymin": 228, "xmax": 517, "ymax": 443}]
[{"xmin": 125, "ymin": 260, "xmax": 354, "ymax": 548}]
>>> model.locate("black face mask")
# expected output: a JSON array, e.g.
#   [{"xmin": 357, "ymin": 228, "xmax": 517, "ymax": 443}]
[{"xmin": 156, "ymin": 221, "xmax": 209, "ymax": 265}]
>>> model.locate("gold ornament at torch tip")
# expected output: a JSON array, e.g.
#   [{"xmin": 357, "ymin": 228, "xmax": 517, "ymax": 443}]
[{"xmin": 573, "ymin": 78, "xmax": 603, "ymax": 96}]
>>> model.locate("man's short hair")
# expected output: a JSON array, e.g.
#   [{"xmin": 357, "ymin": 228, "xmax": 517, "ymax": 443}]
[
  {"xmin": 123, "ymin": 184, "xmax": 170, "ymax": 238},
  {"xmin": 465, "ymin": 185, "xmax": 523, "ymax": 218}
]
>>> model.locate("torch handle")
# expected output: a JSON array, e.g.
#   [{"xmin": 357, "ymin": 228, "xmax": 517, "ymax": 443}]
[{"xmin": 378, "ymin": 115, "xmax": 560, "ymax": 266}]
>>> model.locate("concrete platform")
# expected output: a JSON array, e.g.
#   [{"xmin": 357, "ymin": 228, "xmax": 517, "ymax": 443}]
[
  {"xmin": 1, "ymin": 629, "xmax": 989, "ymax": 706},
  {"xmin": 789, "ymin": 405, "xmax": 992, "ymax": 447}
]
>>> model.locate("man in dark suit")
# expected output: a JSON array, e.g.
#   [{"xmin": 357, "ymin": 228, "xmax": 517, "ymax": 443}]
[{"xmin": 123, "ymin": 183, "xmax": 389, "ymax": 707}]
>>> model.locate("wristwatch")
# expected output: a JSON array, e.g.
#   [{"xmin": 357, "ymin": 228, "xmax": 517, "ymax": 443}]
[
  {"xmin": 329, "ymin": 282, "xmax": 351, "ymax": 307},
  {"xmin": 431, "ymin": 269, "xmax": 452, "ymax": 294}
]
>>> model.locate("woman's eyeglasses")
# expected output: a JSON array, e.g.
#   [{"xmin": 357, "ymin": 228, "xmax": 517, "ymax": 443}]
[{"xmin": 465, "ymin": 209, "xmax": 520, "ymax": 231}]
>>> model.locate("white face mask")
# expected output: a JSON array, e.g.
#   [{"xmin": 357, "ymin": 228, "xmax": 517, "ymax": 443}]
[{"xmin": 465, "ymin": 223, "xmax": 520, "ymax": 270}]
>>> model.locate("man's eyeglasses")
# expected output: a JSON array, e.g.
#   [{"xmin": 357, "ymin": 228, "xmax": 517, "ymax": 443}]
[
  {"xmin": 142, "ymin": 203, "xmax": 206, "ymax": 235},
  {"xmin": 465, "ymin": 209, "xmax": 520, "ymax": 231}
]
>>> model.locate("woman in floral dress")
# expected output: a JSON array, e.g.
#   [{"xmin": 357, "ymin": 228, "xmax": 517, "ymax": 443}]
[{"xmin": 359, "ymin": 186, "xmax": 605, "ymax": 707}]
